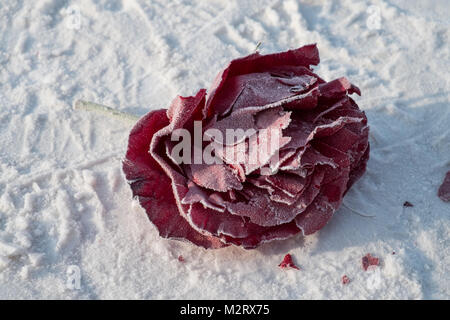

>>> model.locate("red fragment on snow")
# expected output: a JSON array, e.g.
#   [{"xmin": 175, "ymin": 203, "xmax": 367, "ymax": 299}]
[
  {"xmin": 278, "ymin": 254, "xmax": 300, "ymax": 270},
  {"xmin": 438, "ymin": 171, "xmax": 450, "ymax": 202},
  {"xmin": 362, "ymin": 253, "xmax": 379, "ymax": 271},
  {"xmin": 403, "ymin": 201, "xmax": 414, "ymax": 207},
  {"xmin": 178, "ymin": 255, "xmax": 185, "ymax": 262},
  {"xmin": 342, "ymin": 275, "xmax": 350, "ymax": 285}
]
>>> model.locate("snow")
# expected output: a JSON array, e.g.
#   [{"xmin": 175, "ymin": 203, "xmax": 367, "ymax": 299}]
[{"xmin": 0, "ymin": 0, "xmax": 449, "ymax": 299}]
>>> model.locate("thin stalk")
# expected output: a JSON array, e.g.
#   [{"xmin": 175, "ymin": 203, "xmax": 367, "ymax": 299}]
[
  {"xmin": 254, "ymin": 41, "xmax": 262, "ymax": 53},
  {"xmin": 74, "ymin": 100, "xmax": 140, "ymax": 123}
]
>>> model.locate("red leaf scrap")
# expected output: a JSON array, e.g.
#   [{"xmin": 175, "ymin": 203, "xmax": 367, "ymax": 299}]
[
  {"xmin": 122, "ymin": 44, "xmax": 369, "ymax": 249},
  {"xmin": 438, "ymin": 171, "xmax": 450, "ymax": 202},
  {"xmin": 278, "ymin": 253, "xmax": 300, "ymax": 270},
  {"xmin": 362, "ymin": 253, "xmax": 379, "ymax": 271},
  {"xmin": 403, "ymin": 201, "xmax": 414, "ymax": 207}
]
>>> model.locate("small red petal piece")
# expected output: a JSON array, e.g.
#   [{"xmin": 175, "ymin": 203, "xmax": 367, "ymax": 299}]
[
  {"xmin": 342, "ymin": 275, "xmax": 350, "ymax": 285},
  {"xmin": 403, "ymin": 201, "xmax": 414, "ymax": 207},
  {"xmin": 438, "ymin": 171, "xmax": 450, "ymax": 202},
  {"xmin": 362, "ymin": 253, "xmax": 379, "ymax": 271},
  {"xmin": 278, "ymin": 253, "xmax": 300, "ymax": 270}
]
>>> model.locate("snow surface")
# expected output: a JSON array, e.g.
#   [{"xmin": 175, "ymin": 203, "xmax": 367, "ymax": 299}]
[{"xmin": 0, "ymin": 0, "xmax": 449, "ymax": 299}]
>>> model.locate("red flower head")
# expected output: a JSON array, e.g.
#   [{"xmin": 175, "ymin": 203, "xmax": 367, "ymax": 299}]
[{"xmin": 122, "ymin": 44, "xmax": 369, "ymax": 249}]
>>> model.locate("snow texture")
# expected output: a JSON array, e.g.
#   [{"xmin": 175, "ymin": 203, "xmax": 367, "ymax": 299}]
[{"xmin": 0, "ymin": 0, "xmax": 449, "ymax": 299}]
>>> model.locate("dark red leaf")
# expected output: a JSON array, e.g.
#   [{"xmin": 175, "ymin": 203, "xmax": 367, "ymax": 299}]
[
  {"xmin": 438, "ymin": 171, "xmax": 450, "ymax": 202},
  {"xmin": 403, "ymin": 201, "xmax": 414, "ymax": 207}
]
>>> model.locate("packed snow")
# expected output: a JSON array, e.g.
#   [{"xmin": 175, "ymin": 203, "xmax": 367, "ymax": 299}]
[{"xmin": 0, "ymin": 0, "xmax": 449, "ymax": 299}]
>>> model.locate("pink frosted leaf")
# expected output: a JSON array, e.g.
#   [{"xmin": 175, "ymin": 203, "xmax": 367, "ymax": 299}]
[
  {"xmin": 295, "ymin": 172, "xmax": 348, "ymax": 235},
  {"xmin": 319, "ymin": 77, "xmax": 361, "ymax": 99},
  {"xmin": 265, "ymin": 172, "xmax": 309, "ymax": 197},
  {"xmin": 181, "ymin": 181, "xmax": 225, "ymax": 212},
  {"xmin": 221, "ymin": 221, "xmax": 300, "ymax": 249},
  {"xmin": 212, "ymin": 108, "xmax": 292, "ymax": 175},
  {"xmin": 186, "ymin": 163, "xmax": 243, "ymax": 192},
  {"xmin": 226, "ymin": 189, "xmax": 301, "ymax": 227},
  {"xmin": 276, "ymin": 74, "xmax": 317, "ymax": 93},
  {"xmin": 188, "ymin": 202, "xmax": 271, "ymax": 239},
  {"xmin": 123, "ymin": 110, "xmax": 227, "ymax": 249},
  {"xmin": 205, "ymin": 44, "xmax": 320, "ymax": 117},
  {"xmin": 167, "ymin": 89, "xmax": 206, "ymax": 129},
  {"xmin": 205, "ymin": 111, "xmax": 256, "ymax": 145}
]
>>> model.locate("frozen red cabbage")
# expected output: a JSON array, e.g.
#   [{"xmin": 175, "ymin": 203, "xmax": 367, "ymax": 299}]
[{"xmin": 123, "ymin": 44, "xmax": 369, "ymax": 249}]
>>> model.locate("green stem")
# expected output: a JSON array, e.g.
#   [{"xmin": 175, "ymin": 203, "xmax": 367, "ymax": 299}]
[
  {"xmin": 74, "ymin": 100, "xmax": 140, "ymax": 123},
  {"xmin": 254, "ymin": 41, "xmax": 262, "ymax": 53}
]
